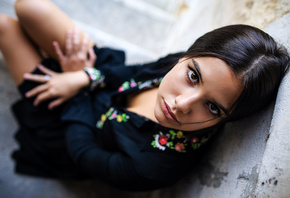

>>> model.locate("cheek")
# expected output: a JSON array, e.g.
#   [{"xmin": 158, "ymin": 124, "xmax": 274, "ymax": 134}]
[
  {"xmin": 158, "ymin": 74, "xmax": 173, "ymax": 93},
  {"xmin": 160, "ymin": 68, "xmax": 184, "ymax": 91},
  {"xmin": 180, "ymin": 118, "xmax": 221, "ymax": 131},
  {"xmin": 180, "ymin": 106, "xmax": 221, "ymax": 123}
]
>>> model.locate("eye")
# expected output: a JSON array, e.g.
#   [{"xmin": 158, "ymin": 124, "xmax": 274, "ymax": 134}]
[
  {"xmin": 208, "ymin": 102, "xmax": 220, "ymax": 116},
  {"xmin": 187, "ymin": 66, "xmax": 199, "ymax": 84}
]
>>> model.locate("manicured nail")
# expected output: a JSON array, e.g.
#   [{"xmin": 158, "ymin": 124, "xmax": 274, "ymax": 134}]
[{"xmin": 23, "ymin": 73, "xmax": 29, "ymax": 78}]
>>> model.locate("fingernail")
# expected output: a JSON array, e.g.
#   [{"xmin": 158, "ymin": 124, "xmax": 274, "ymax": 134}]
[
  {"xmin": 24, "ymin": 73, "xmax": 29, "ymax": 78},
  {"xmin": 38, "ymin": 64, "xmax": 43, "ymax": 68},
  {"xmin": 25, "ymin": 92, "xmax": 30, "ymax": 97}
]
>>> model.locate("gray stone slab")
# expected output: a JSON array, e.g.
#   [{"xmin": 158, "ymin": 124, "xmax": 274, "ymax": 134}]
[{"xmin": 254, "ymin": 12, "xmax": 290, "ymax": 198}]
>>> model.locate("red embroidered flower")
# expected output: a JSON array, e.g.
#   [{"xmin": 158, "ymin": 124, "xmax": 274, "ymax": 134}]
[
  {"xmin": 191, "ymin": 137, "xmax": 199, "ymax": 144},
  {"xmin": 118, "ymin": 87, "xmax": 124, "ymax": 92},
  {"xmin": 159, "ymin": 135, "xmax": 168, "ymax": 145},
  {"xmin": 175, "ymin": 142, "xmax": 185, "ymax": 152}
]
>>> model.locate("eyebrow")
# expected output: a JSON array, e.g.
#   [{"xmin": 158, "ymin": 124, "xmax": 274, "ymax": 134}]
[
  {"xmin": 192, "ymin": 58, "xmax": 230, "ymax": 117},
  {"xmin": 192, "ymin": 59, "xmax": 203, "ymax": 84}
]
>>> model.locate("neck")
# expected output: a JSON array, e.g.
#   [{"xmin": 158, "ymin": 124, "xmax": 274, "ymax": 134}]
[{"xmin": 126, "ymin": 88, "xmax": 158, "ymax": 122}]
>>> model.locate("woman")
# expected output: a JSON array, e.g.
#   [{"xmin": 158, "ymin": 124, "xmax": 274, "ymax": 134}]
[{"xmin": 0, "ymin": 0, "xmax": 289, "ymax": 191}]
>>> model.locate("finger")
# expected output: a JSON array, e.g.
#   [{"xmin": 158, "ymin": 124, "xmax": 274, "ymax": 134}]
[
  {"xmin": 76, "ymin": 35, "xmax": 89, "ymax": 61},
  {"xmin": 65, "ymin": 30, "xmax": 73, "ymax": 55},
  {"xmin": 88, "ymin": 48, "xmax": 97, "ymax": 66},
  {"xmin": 24, "ymin": 73, "xmax": 50, "ymax": 83},
  {"xmin": 34, "ymin": 90, "xmax": 55, "ymax": 106},
  {"xmin": 73, "ymin": 28, "xmax": 80, "ymax": 53},
  {"xmin": 25, "ymin": 83, "xmax": 48, "ymax": 98},
  {"xmin": 37, "ymin": 64, "xmax": 57, "ymax": 76},
  {"xmin": 48, "ymin": 98, "xmax": 64, "ymax": 110},
  {"xmin": 52, "ymin": 41, "xmax": 64, "ymax": 61},
  {"xmin": 80, "ymin": 34, "xmax": 89, "ymax": 54}
]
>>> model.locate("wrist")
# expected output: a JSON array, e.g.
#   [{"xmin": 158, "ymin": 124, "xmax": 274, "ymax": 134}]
[
  {"xmin": 83, "ymin": 67, "xmax": 105, "ymax": 91},
  {"xmin": 72, "ymin": 70, "xmax": 90, "ymax": 89}
]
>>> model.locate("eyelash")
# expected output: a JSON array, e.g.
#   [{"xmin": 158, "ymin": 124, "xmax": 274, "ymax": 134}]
[
  {"xmin": 207, "ymin": 102, "xmax": 221, "ymax": 117},
  {"xmin": 186, "ymin": 66, "xmax": 221, "ymax": 117},
  {"xmin": 186, "ymin": 66, "xmax": 199, "ymax": 84}
]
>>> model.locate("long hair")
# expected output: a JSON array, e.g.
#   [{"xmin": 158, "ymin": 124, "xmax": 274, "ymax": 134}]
[{"xmin": 183, "ymin": 24, "xmax": 290, "ymax": 122}]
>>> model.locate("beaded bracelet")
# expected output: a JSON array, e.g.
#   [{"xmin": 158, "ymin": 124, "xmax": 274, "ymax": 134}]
[{"xmin": 83, "ymin": 67, "xmax": 105, "ymax": 91}]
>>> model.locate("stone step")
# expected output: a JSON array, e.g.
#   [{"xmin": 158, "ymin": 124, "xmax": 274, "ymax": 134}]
[
  {"xmin": 74, "ymin": 20, "xmax": 159, "ymax": 64},
  {"xmin": 50, "ymin": 0, "xmax": 182, "ymax": 56},
  {"xmin": 0, "ymin": 0, "xmax": 183, "ymax": 63}
]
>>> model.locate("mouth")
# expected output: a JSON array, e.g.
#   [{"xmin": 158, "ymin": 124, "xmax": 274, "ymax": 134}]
[{"xmin": 162, "ymin": 99, "xmax": 179, "ymax": 124}]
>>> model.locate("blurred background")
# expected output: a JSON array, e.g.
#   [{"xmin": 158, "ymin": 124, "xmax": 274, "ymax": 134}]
[
  {"xmin": 0, "ymin": 0, "xmax": 290, "ymax": 198},
  {"xmin": 1, "ymin": 0, "xmax": 289, "ymax": 62}
]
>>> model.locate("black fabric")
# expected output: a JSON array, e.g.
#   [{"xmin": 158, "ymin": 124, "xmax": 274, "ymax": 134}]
[{"xmin": 11, "ymin": 45, "xmax": 213, "ymax": 191}]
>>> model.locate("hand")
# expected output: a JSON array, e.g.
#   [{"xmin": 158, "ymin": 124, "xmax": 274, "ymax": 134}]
[
  {"xmin": 53, "ymin": 28, "xmax": 96, "ymax": 72},
  {"xmin": 24, "ymin": 64, "xmax": 89, "ymax": 109}
]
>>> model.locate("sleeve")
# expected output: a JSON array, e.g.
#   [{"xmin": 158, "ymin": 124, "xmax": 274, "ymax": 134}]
[
  {"xmin": 92, "ymin": 45, "xmax": 184, "ymax": 90},
  {"xmin": 91, "ymin": 46, "xmax": 141, "ymax": 90},
  {"xmin": 65, "ymin": 122, "xmax": 172, "ymax": 191}
]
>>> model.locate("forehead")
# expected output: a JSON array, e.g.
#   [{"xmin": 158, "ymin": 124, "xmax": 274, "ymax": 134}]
[{"xmin": 193, "ymin": 57, "xmax": 242, "ymax": 110}]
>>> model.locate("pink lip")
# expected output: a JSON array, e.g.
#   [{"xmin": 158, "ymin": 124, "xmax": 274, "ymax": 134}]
[{"xmin": 162, "ymin": 100, "xmax": 179, "ymax": 123}]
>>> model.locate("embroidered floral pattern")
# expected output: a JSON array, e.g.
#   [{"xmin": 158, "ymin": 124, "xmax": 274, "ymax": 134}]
[
  {"xmin": 118, "ymin": 77, "xmax": 163, "ymax": 92},
  {"xmin": 92, "ymin": 69, "xmax": 106, "ymax": 88},
  {"xmin": 138, "ymin": 77, "xmax": 163, "ymax": 90},
  {"xmin": 151, "ymin": 129, "xmax": 213, "ymax": 153},
  {"xmin": 118, "ymin": 79, "xmax": 139, "ymax": 92},
  {"xmin": 83, "ymin": 67, "xmax": 106, "ymax": 90},
  {"xmin": 96, "ymin": 107, "xmax": 130, "ymax": 129}
]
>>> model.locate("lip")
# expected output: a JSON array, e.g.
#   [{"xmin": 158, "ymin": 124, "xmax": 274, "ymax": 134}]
[{"xmin": 162, "ymin": 99, "xmax": 179, "ymax": 124}]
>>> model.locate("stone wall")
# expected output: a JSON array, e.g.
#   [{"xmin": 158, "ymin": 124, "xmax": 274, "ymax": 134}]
[
  {"xmin": 164, "ymin": 0, "xmax": 290, "ymax": 53},
  {"xmin": 222, "ymin": 0, "xmax": 290, "ymax": 28}
]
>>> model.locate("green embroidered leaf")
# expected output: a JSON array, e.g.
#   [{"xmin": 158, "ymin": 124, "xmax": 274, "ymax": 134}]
[
  {"xmin": 192, "ymin": 143, "xmax": 201, "ymax": 150},
  {"xmin": 169, "ymin": 130, "xmax": 176, "ymax": 140},
  {"xmin": 151, "ymin": 141, "xmax": 157, "ymax": 148}
]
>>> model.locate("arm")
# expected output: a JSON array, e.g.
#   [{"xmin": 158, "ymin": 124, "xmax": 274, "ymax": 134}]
[
  {"xmin": 23, "ymin": 29, "xmax": 96, "ymax": 109},
  {"xmin": 65, "ymin": 122, "xmax": 170, "ymax": 191}
]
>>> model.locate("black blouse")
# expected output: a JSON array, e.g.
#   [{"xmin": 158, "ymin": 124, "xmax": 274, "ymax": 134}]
[
  {"xmin": 12, "ymin": 45, "xmax": 217, "ymax": 191},
  {"xmin": 61, "ymin": 46, "xmax": 216, "ymax": 191}
]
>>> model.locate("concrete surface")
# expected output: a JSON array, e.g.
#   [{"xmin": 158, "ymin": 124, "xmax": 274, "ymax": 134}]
[
  {"xmin": 0, "ymin": 0, "xmax": 290, "ymax": 198},
  {"xmin": 253, "ymin": 13, "xmax": 290, "ymax": 197}
]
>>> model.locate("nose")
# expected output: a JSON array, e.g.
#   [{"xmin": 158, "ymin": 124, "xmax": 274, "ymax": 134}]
[{"xmin": 174, "ymin": 91, "xmax": 201, "ymax": 114}]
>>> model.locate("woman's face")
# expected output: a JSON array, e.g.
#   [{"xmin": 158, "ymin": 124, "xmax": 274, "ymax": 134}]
[{"xmin": 155, "ymin": 57, "xmax": 242, "ymax": 131}]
